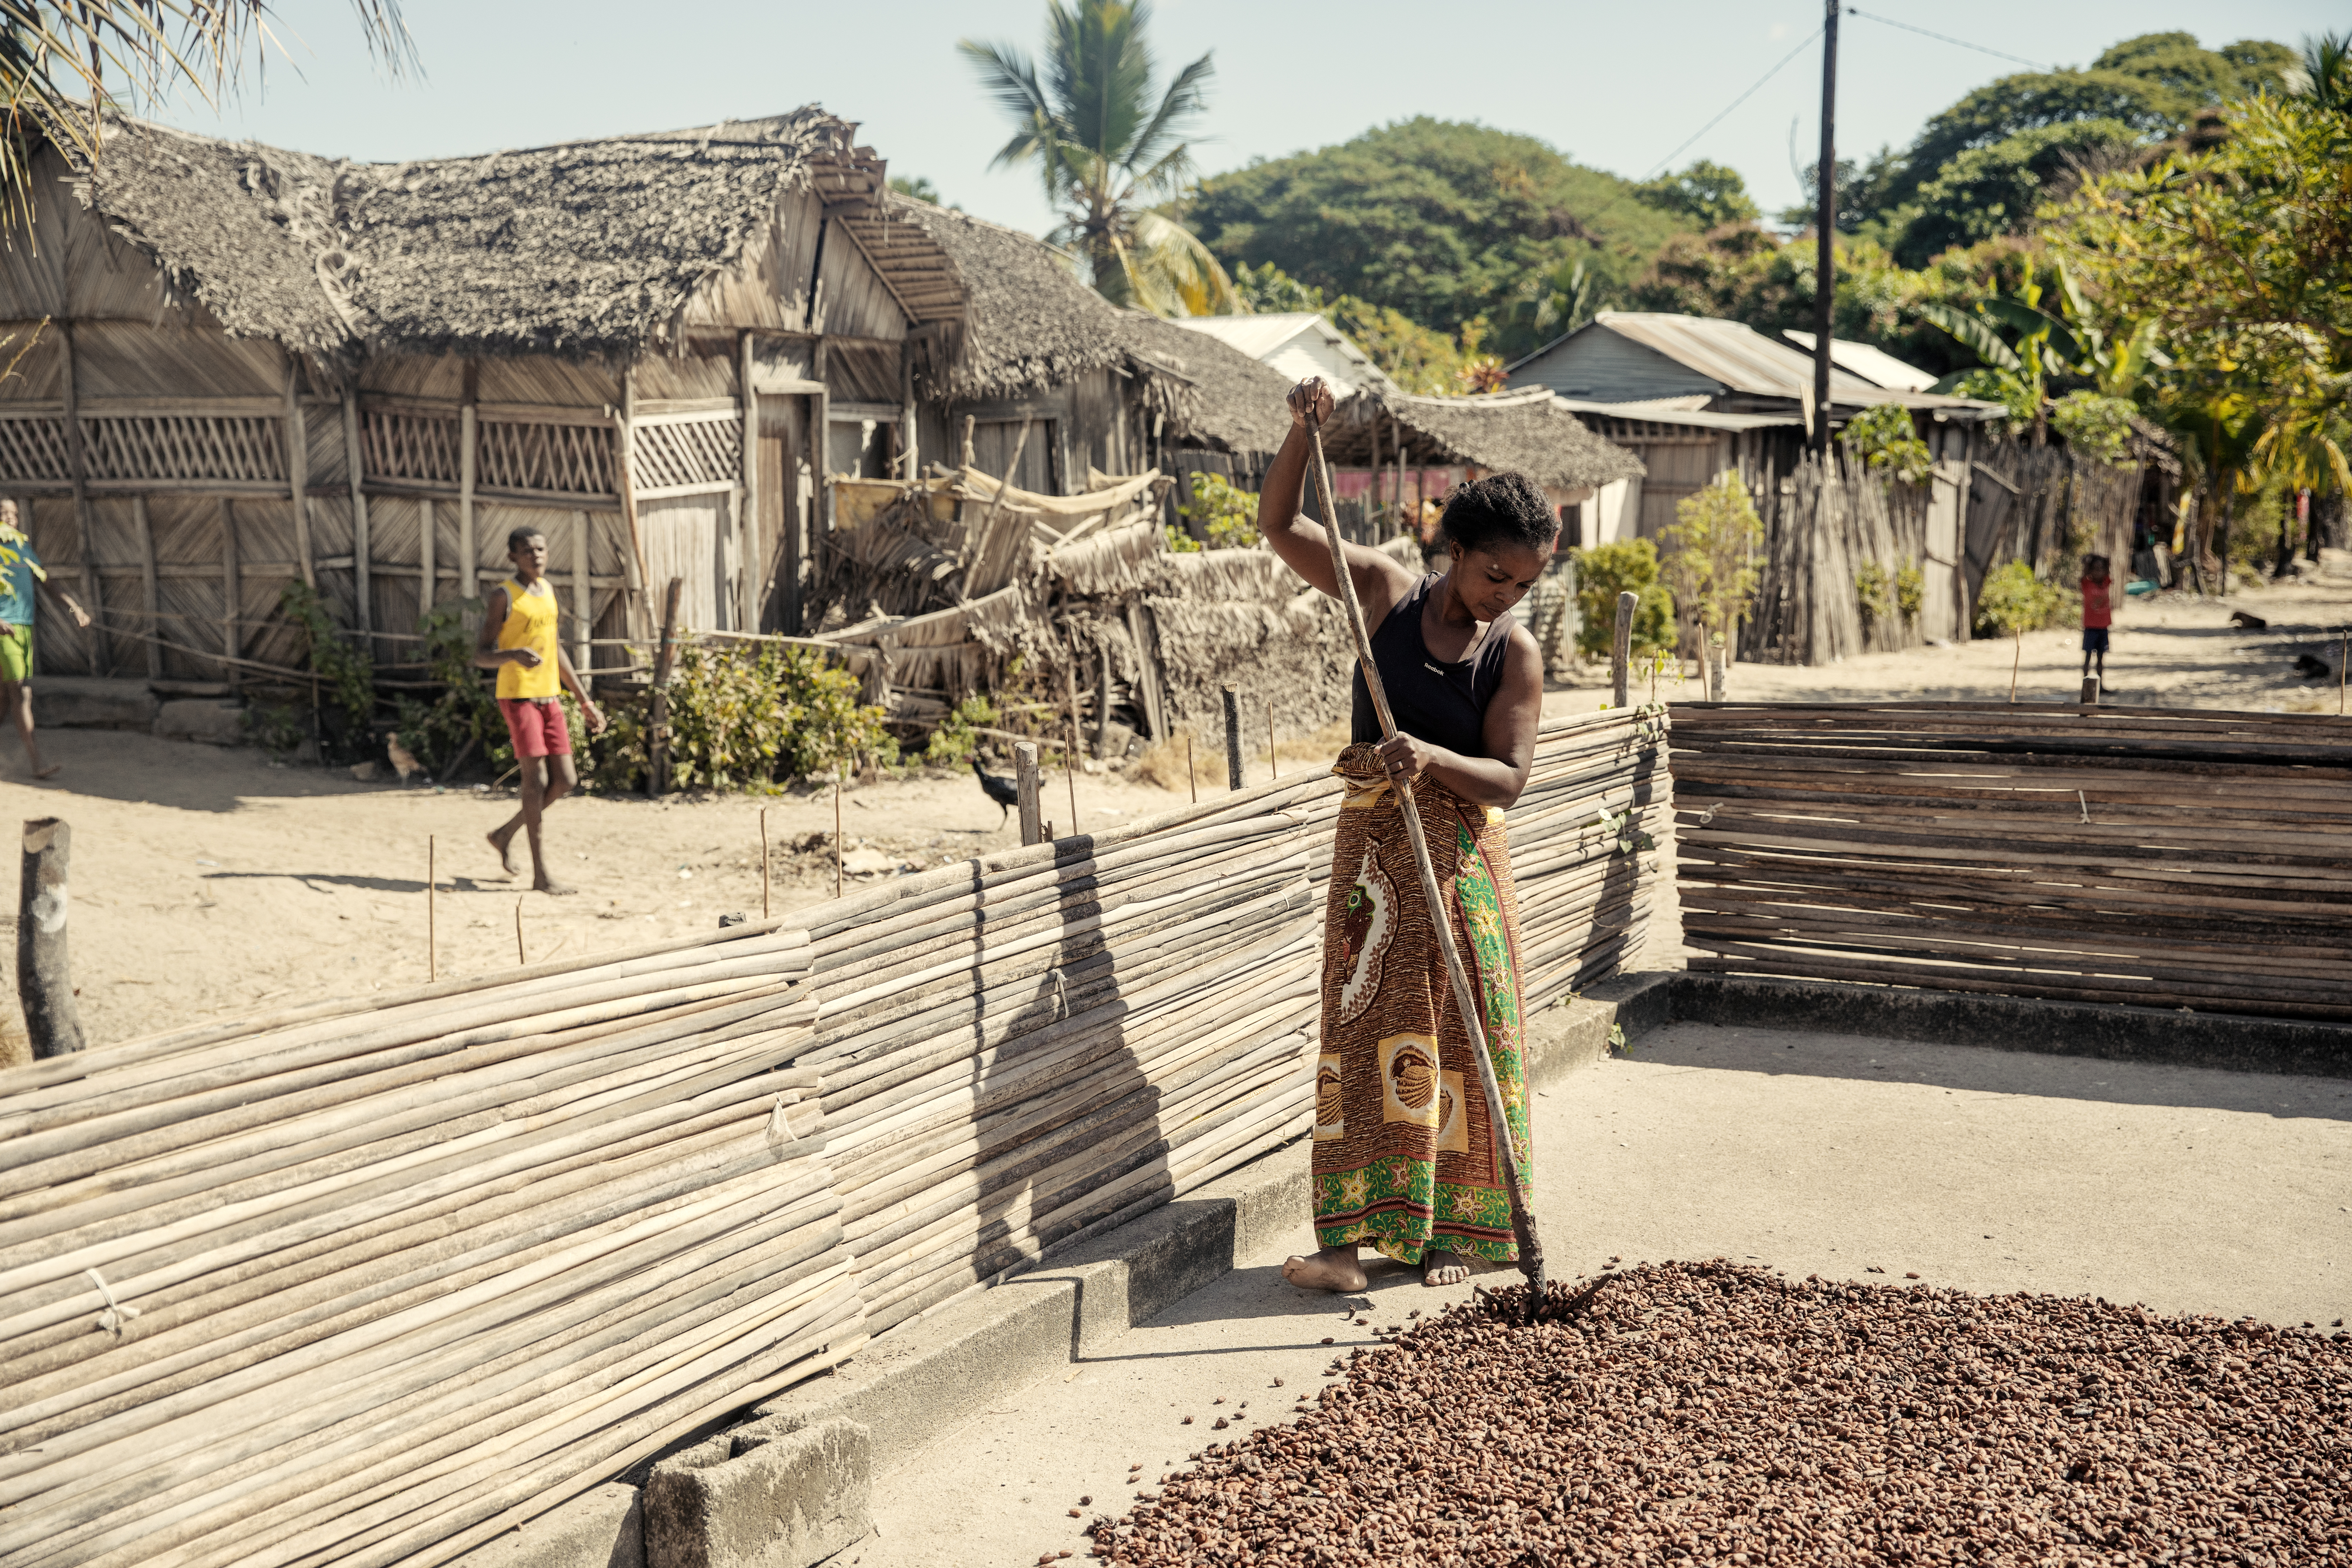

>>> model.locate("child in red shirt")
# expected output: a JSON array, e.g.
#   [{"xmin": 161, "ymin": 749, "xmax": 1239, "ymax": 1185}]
[{"xmin": 2079, "ymin": 555, "xmax": 2113, "ymax": 686}]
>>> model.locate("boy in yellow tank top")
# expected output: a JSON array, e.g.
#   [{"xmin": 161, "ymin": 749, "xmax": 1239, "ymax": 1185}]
[{"xmin": 476, "ymin": 526, "xmax": 604, "ymax": 892}]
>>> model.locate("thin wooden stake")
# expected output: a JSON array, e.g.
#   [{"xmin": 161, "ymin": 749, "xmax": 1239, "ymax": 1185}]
[
  {"xmin": 1268, "ymin": 703, "xmax": 1277, "ymax": 779},
  {"xmin": 1306, "ymin": 410, "xmax": 1546, "ymax": 1314},
  {"xmin": 427, "ymin": 835, "xmax": 437, "ymax": 982},
  {"xmin": 1014, "ymin": 742, "xmax": 1042, "ymax": 845},
  {"xmin": 514, "ymin": 896, "xmax": 526, "ymax": 966},
  {"xmin": 19, "ymin": 817, "xmax": 85, "ymax": 1058},
  {"xmin": 760, "ymin": 808, "xmax": 771, "ymax": 920},
  {"xmin": 833, "ymin": 777, "xmax": 843, "ymax": 898},
  {"xmin": 1222, "ymin": 684, "xmax": 1243, "ymax": 790},
  {"xmin": 2341, "ymin": 630, "xmax": 2347, "ymax": 715},
  {"xmin": 1185, "ymin": 735, "xmax": 1196, "ymax": 802},
  {"xmin": 1610, "ymin": 592, "xmax": 1634, "ymax": 709},
  {"xmin": 1065, "ymin": 720, "xmax": 1079, "ymax": 839},
  {"xmin": 2010, "ymin": 628, "xmax": 2022, "ymax": 703}
]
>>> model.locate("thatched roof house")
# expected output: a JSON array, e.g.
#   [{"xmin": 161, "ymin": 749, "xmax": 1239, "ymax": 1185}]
[
  {"xmin": 0, "ymin": 108, "xmax": 1219, "ymax": 685},
  {"xmin": 1324, "ymin": 387, "xmax": 1646, "ymax": 494}
]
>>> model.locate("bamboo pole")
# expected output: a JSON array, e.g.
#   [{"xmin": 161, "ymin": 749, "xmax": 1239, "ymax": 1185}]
[
  {"xmin": 426, "ymin": 837, "xmax": 436, "ymax": 983},
  {"xmin": 833, "ymin": 776, "xmax": 843, "ymax": 898},
  {"xmin": 1185, "ymin": 735, "xmax": 1195, "ymax": 802},
  {"xmin": 1305, "ymin": 409, "xmax": 1545, "ymax": 1310},
  {"xmin": 760, "ymin": 808, "xmax": 771, "ymax": 920}
]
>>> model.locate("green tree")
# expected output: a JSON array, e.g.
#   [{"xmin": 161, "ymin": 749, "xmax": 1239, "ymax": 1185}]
[
  {"xmin": 1572, "ymin": 540, "xmax": 1674, "ymax": 660},
  {"xmin": 1887, "ymin": 119, "xmax": 2140, "ymax": 266},
  {"xmin": 1631, "ymin": 160, "xmax": 1760, "ymax": 229},
  {"xmin": 1, "ymin": 1, "xmax": 408, "ymax": 221},
  {"xmin": 1658, "ymin": 475, "xmax": 1764, "ymax": 647},
  {"xmin": 959, "ymin": 0, "xmax": 1239, "ymax": 315},
  {"xmin": 2286, "ymin": 30, "xmax": 2352, "ymax": 111},
  {"xmin": 1839, "ymin": 404, "xmax": 1933, "ymax": 485},
  {"xmin": 1185, "ymin": 118, "xmax": 1689, "ymax": 357}
]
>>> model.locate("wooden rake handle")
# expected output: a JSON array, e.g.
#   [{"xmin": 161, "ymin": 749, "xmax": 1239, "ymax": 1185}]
[{"xmin": 1302, "ymin": 412, "xmax": 1546, "ymax": 1309}]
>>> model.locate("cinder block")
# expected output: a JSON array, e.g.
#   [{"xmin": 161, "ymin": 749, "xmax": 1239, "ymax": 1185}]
[
  {"xmin": 643, "ymin": 1417, "xmax": 870, "ymax": 1568},
  {"xmin": 444, "ymin": 1482, "xmax": 643, "ymax": 1568},
  {"xmin": 154, "ymin": 698, "xmax": 245, "ymax": 745}
]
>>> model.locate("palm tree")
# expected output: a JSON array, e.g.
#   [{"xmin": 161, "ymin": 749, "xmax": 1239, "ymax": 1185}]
[
  {"xmin": 959, "ymin": 0, "xmax": 1240, "ymax": 316},
  {"xmin": 0, "ymin": 1, "xmax": 411, "ymax": 222}
]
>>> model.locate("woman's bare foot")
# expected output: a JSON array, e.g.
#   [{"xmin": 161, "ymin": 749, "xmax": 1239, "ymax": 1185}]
[
  {"xmin": 31, "ymin": 762, "xmax": 57, "ymax": 779},
  {"xmin": 488, "ymin": 828, "xmax": 523, "ymax": 878},
  {"xmin": 1422, "ymin": 1247, "xmax": 1470, "ymax": 1287},
  {"xmin": 1281, "ymin": 1245, "xmax": 1368, "ymax": 1293},
  {"xmin": 533, "ymin": 876, "xmax": 579, "ymax": 896}
]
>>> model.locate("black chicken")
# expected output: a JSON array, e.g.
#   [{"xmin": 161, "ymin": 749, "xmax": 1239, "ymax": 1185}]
[{"xmin": 972, "ymin": 755, "xmax": 1021, "ymax": 826}]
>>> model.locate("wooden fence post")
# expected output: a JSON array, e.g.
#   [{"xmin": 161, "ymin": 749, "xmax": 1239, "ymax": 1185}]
[
  {"xmin": 1015, "ymin": 741, "xmax": 1042, "ymax": 846},
  {"xmin": 1611, "ymin": 591, "xmax": 1636, "ymax": 709},
  {"xmin": 1222, "ymin": 684, "xmax": 1243, "ymax": 790},
  {"xmin": 646, "ymin": 577, "xmax": 682, "ymax": 796},
  {"xmin": 20, "ymin": 818, "xmax": 85, "ymax": 1058}
]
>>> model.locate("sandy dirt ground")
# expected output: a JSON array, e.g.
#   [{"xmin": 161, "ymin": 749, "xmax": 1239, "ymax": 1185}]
[{"xmin": 0, "ymin": 575, "xmax": 2343, "ymax": 1058}]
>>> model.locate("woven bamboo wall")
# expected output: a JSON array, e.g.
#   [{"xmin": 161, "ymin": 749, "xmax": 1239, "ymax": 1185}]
[
  {"xmin": 1672, "ymin": 701, "xmax": 2352, "ymax": 1020},
  {"xmin": 0, "ymin": 707, "xmax": 1668, "ymax": 1568}
]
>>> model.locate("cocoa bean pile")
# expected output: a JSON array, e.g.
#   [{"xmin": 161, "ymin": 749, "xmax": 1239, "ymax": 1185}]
[{"xmin": 1090, "ymin": 1261, "xmax": 2350, "ymax": 1565}]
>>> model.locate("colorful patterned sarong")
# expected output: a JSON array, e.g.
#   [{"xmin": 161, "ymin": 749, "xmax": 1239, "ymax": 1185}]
[{"xmin": 1311, "ymin": 744, "xmax": 1530, "ymax": 1265}]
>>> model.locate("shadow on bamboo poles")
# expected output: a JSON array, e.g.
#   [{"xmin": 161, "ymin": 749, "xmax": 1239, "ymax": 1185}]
[{"xmin": 20, "ymin": 817, "xmax": 85, "ymax": 1058}]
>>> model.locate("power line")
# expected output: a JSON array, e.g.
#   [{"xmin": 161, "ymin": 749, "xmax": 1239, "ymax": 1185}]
[
  {"xmin": 1844, "ymin": 8, "xmax": 2054, "ymax": 73},
  {"xmin": 1638, "ymin": 24, "xmax": 1827, "ymax": 181}
]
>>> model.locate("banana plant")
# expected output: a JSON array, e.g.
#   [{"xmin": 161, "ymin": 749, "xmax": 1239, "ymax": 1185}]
[{"xmin": 1919, "ymin": 260, "xmax": 2160, "ymax": 438}]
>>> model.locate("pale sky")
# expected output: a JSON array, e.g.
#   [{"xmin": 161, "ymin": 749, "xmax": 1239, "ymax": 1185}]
[{"xmin": 152, "ymin": 0, "xmax": 2339, "ymax": 240}]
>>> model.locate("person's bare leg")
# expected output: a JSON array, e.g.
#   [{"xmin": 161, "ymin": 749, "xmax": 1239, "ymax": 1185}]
[
  {"xmin": 5, "ymin": 682, "xmax": 52, "ymax": 778},
  {"xmin": 487, "ymin": 746, "xmax": 528, "ymax": 877},
  {"xmin": 1282, "ymin": 1242, "xmax": 1368, "ymax": 1292},
  {"xmin": 1422, "ymin": 1247, "xmax": 1470, "ymax": 1287},
  {"xmin": 528, "ymin": 754, "xmax": 579, "ymax": 895}
]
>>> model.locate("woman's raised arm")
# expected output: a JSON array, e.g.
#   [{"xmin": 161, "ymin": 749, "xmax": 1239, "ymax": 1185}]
[{"xmin": 1254, "ymin": 378, "xmax": 1418, "ymax": 624}]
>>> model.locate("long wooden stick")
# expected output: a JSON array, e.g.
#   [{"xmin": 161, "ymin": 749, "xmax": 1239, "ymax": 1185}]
[
  {"xmin": 759, "ymin": 809, "xmax": 770, "ymax": 920},
  {"xmin": 426, "ymin": 838, "xmax": 436, "ymax": 984},
  {"xmin": 1304, "ymin": 412, "xmax": 1546, "ymax": 1312}
]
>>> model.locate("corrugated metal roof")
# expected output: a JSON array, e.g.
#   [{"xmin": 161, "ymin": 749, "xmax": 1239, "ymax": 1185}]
[
  {"xmin": 1176, "ymin": 312, "xmax": 1330, "ymax": 360},
  {"xmin": 1173, "ymin": 312, "xmax": 1394, "ymax": 397},
  {"xmin": 1588, "ymin": 312, "xmax": 1993, "ymax": 416},
  {"xmin": 1782, "ymin": 330, "xmax": 1939, "ymax": 392}
]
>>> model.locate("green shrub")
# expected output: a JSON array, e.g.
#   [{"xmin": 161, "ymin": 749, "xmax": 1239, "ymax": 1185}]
[
  {"xmin": 1840, "ymin": 403, "xmax": 1933, "ymax": 486},
  {"xmin": 924, "ymin": 694, "xmax": 1000, "ymax": 766},
  {"xmin": 1855, "ymin": 561, "xmax": 1893, "ymax": 625},
  {"xmin": 1895, "ymin": 559, "xmax": 1925, "ymax": 622},
  {"xmin": 1973, "ymin": 561, "xmax": 2070, "ymax": 637},
  {"xmin": 394, "ymin": 598, "xmax": 505, "ymax": 779},
  {"xmin": 1572, "ymin": 539, "xmax": 1675, "ymax": 659},
  {"xmin": 576, "ymin": 642, "xmax": 896, "ymax": 793},
  {"xmin": 280, "ymin": 582, "xmax": 376, "ymax": 761},
  {"xmin": 1174, "ymin": 471, "xmax": 1261, "ymax": 550}
]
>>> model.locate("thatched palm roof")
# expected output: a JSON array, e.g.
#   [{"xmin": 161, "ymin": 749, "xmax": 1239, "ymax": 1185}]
[
  {"xmin": 1117, "ymin": 310, "xmax": 1296, "ymax": 457},
  {"xmin": 891, "ymin": 198, "xmax": 1132, "ymax": 402},
  {"xmin": 1326, "ymin": 387, "xmax": 1645, "ymax": 492},
  {"xmin": 72, "ymin": 110, "xmax": 912, "ymax": 360}
]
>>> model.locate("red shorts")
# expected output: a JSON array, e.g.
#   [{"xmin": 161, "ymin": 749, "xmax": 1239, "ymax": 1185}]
[{"xmin": 499, "ymin": 698, "xmax": 571, "ymax": 759}]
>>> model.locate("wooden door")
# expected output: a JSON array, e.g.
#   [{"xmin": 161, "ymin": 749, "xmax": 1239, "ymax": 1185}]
[
  {"xmin": 758, "ymin": 394, "xmax": 805, "ymax": 632},
  {"xmin": 638, "ymin": 495, "xmax": 726, "ymax": 635}
]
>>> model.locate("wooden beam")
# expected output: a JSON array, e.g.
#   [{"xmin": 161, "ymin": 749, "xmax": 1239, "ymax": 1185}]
[
  {"xmin": 58, "ymin": 322, "xmax": 103, "ymax": 675},
  {"xmin": 219, "ymin": 497, "xmax": 239, "ymax": 676},
  {"xmin": 341, "ymin": 390, "xmax": 371, "ymax": 643},
  {"xmin": 459, "ymin": 359, "xmax": 479, "ymax": 603},
  {"xmin": 616, "ymin": 365, "xmax": 650, "ymax": 639},
  {"xmin": 898, "ymin": 344, "xmax": 917, "ymax": 483},
  {"xmin": 133, "ymin": 494, "xmax": 160, "ymax": 678},
  {"xmin": 418, "ymin": 496, "xmax": 435, "ymax": 613},
  {"xmin": 284, "ymin": 357, "xmax": 313, "ymax": 588},
  {"xmin": 572, "ymin": 510, "xmax": 593, "ymax": 675},
  {"xmin": 738, "ymin": 331, "xmax": 758, "ymax": 634}
]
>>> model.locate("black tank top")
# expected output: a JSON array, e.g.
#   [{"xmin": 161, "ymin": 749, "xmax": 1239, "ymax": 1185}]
[{"xmin": 1349, "ymin": 574, "xmax": 1516, "ymax": 757}]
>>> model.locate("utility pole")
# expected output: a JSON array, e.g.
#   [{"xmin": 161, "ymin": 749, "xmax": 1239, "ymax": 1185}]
[{"xmin": 1812, "ymin": 0, "xmax": 1839, "ymax": 458}]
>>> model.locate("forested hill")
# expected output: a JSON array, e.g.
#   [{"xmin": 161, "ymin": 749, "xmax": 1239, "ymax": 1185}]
[{"xmin": 1184, "ymin": 118, "xmax": 1693, "ymax": 364}]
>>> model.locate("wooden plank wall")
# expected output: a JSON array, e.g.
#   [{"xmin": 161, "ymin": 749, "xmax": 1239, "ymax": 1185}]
[{"xmin": 1671, "ymin": 701, "xmax": 2352, "ymax": 1020}]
